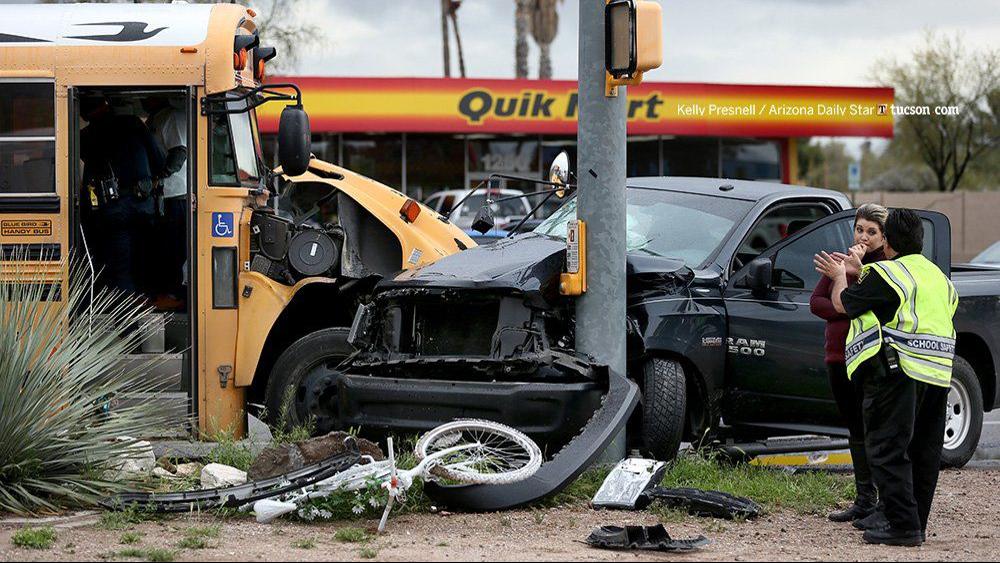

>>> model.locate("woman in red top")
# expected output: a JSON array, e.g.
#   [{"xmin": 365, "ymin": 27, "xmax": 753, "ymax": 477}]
[{"xmin": 810, "ymin": 203, "xmax": 887, "ymax": 523}]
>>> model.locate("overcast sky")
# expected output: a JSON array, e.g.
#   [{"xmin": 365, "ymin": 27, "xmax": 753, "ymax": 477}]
[{"xmin": 296, "ymin": 0, "xmax": 999, "ymax": 87}]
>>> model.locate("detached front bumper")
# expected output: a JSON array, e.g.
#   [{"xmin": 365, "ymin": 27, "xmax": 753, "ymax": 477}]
[{"xmin": 337, "ymin": 374, "xmax": 603, "ymax": 448}]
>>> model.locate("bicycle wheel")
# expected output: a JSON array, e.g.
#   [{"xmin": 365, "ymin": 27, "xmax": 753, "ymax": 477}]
[{"xmin": 414, "ymin": 419, "xmax": 542, "ymax": 485}]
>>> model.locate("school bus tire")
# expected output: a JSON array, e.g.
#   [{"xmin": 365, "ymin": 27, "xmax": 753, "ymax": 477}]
[{"xmin": 263, "ymin": 327, "xmax": 352, "ymax": 435}]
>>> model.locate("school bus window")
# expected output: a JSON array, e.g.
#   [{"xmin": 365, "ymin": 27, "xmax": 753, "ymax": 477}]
[
  {"xmin": 208, "ymin": 97, "xmax": 261, "ymax": 186},
  {"xmin": 0, "ymin": 82, "xmax": 55, "ymax": 194}
]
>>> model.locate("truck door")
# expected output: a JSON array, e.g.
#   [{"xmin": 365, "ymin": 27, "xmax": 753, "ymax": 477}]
[
  {"xmin": 723, "ymin": 208, "xmax": 952, "ymax": 434},
  {"xmin": 724, "ymin": 208, "xmax": 854, "ymax": 432}
]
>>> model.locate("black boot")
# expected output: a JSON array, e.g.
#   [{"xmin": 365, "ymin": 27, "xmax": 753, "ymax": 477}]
[
  {"xmin": 853, "ymin": 510, "xmax": 888, "ymax": 531},
  {"xmin": 829, "ymin": 440, "xmax": 878, "ymax": 522},
  {"xmin": 863, "ymin": 527, "xmax": 923, "ymax": 547}
]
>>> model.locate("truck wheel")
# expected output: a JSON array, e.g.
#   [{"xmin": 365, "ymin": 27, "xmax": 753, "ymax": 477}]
[
  {"xmin": 264, "ymin": 328, "xmax": 353, "ymax": 436},
  {"xmin": 641, "ymin": 357, "xmax": 686, "ymax": 462},
  {"xmin": 940, "ymin": 356, "xmax": 983, "ymax": 469}
]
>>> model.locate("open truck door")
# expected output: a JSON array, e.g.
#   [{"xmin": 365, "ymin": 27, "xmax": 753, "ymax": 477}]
[{"xmin": 724, "ymin": 208, "xmax": 953, "ymax": 435}]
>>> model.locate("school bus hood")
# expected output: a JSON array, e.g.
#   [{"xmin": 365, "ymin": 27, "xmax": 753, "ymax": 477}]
[{"xmin": 282, "ymin": 159, "xmax": 475, "ymax": 266}]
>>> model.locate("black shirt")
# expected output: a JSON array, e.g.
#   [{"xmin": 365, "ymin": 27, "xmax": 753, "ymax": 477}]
[
  {"xmin": 841, "ymin": 258, "xmax": 903, "ymax": 324},
  {"xmin": 81, "ymin": 114, "xmax": 165, "ymax": 189}
]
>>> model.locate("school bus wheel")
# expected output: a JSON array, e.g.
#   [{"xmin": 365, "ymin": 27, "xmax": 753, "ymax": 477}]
[{"xmin": 263, "ymin": 327, "xmax": 352, "ymax": 435}]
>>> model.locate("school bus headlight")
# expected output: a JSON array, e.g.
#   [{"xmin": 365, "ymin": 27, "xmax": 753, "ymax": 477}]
[{"xmin": 605, "ymin": 0, "xmax": 663, "ymax": 90}]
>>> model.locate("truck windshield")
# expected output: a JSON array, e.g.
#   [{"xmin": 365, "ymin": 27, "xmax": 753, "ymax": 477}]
[{"xmin": 535, "ymin": 187, "xmax": 753, "ymax": 267}]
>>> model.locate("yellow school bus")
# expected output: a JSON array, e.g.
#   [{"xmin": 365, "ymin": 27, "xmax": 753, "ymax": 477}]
[{"xmin": 0, "ymin": 3, "xmax": 474, "ymax": 438}]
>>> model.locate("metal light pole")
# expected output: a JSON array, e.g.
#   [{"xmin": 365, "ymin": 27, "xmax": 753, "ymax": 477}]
[{"xmin": 577, "ymin": 0, "xmax": 628, "ymax": 461}]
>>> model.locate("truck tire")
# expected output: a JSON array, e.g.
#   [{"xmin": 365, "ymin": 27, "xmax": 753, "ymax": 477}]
[
  {"xmin": 641, "ymin": 357, "xmax": 686, "ymax": 462},
  {"xmin": 940, "ymin": 356, "xmax": 983, "ymax": 469},
  {"xmin": 264, "ymin": 328, "xmax": 353, "ymax": 435}
]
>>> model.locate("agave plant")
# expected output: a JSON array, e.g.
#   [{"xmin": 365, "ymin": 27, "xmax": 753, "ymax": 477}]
[{"xmin": 0, "ymin": 254, "xmax": 179, "ymax": 514}]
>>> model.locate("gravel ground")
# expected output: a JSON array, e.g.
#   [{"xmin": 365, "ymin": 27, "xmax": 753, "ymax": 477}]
[{"xmin": 2, "ymin": 468, "xmax": 998, "ymax": 562}]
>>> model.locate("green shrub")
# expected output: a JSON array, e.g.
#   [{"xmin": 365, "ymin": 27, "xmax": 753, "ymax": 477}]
[
  {"xmin": 333, "ymin": 527, "xmax": 370, "ymax": 543},
  {"xmin": 176, "ymin": 524, "xmax": 221, "ymax": 550},
  {"xmin": 120, "ymin": 531, "xmax": 143, "ymax": 545},
  {"xmin": 292, "ymin": 537, "xmax": 317, "ymax": 549},
  {"xmin": 11, "ymin": 526, "xmax": 56, "ymax": 549},
  {"xmin": 0, "ymin": 256, "xmax": 180, "ymax": 514}
]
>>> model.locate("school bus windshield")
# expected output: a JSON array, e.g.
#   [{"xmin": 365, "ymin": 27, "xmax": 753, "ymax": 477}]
[{"xmin": 210, "ymin": 97, "xmax": 263, "ymax": 185}]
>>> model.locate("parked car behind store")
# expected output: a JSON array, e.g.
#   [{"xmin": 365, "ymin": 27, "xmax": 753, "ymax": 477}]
[{"xmin": 425, "ymin": 188, "xmax": 533, "ymax": 230}]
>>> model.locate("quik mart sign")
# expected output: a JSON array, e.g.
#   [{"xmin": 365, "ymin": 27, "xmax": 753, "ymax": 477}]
[{"xmin": 258, "ymin": 77, "xmax": 894, "ymax": 139}]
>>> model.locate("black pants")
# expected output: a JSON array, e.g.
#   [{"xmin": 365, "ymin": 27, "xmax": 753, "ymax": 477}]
[
  {"xmin": 829, "ymin": 362, "xmax": 866, "ymax": 439},
  {"xmin": 828, "ymin": 363, "xmax": 873, "ymax": 489},
  {"xmin": 159, "ymin": 197, "xmax": 187, "ymax": 297},
  {"xmin": 861, "ymin": 354, "xmax": 949, "ymax": 532}
]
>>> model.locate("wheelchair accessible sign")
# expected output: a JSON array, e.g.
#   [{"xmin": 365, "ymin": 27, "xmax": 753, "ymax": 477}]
[{"xmin": 212, "ymin": 212, "xmax": 235, "ymax": 238}]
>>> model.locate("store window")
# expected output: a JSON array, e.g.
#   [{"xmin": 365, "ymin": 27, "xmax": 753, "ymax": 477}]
[
  {"xmin": 468, "ymin": 135, "xmax": 539, "ymax": 175},
  {"xmin": 627, "ymin": 136, "xmax": 660, "ymax": 177},
  {"xmin": 310, "ymin": 133, "xmax": 339, "ymax": 166},
  {"xmin": 342, "ymin": 134, "xmax": 402, "ymax": 188},
  {"xmin": 722, "ymin": 139, "xmax": 781, "ymax": 181},
  {"xmin": 662, "ymin": 136, "xmax": 719, "ymax": 178},
  {"xmin": 0, "ymin": 81, "xmax": 55, "ymax": 194},
  {"xmin": 406, "ymin": 134, "xmax": 464, "ymax": 201}
]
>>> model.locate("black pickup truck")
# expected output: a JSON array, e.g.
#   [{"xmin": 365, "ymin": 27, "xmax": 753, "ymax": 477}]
[{"xmin": 342, "ymin": 177, "xmax": 1000, "ymax": 472}]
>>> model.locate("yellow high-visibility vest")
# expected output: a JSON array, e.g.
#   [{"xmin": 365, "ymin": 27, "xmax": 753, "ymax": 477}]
[{"xmin": 845, "ymin": 254, "xmax": 959, "ymax": 387}]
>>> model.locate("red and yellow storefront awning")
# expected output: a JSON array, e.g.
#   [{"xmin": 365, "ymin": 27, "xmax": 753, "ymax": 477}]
[{"xmin": 258, "ymin": 77, "xmax": 893, "ymax": 139}]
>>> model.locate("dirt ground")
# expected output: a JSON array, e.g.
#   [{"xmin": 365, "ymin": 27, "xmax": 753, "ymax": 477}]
[{"xmin": 2, "ymin": 467, "xmax": 998, "ymax": 562}]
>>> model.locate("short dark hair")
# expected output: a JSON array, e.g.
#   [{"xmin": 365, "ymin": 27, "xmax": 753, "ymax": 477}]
[{"xmin": 885, "ymin": 208, "xmax": 923, "ymax": 256}]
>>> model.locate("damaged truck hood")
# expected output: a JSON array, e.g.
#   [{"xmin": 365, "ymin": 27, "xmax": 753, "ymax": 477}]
[
  {"xmin": 388, "ymin": 232, "xmax": 696, "ymax": 296},
  {"xmin": 389, "ymin": 233, "xmax": 567, "ymax": 293}
]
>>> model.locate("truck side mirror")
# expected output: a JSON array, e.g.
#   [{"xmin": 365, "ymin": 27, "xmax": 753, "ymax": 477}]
[
  {"xmin": 747, "ymin": 258, "xmax": 773, "ymax": 297},
  {"xmin": 278, "ymin": 104, "xmax": 311, "ymax": 177}
]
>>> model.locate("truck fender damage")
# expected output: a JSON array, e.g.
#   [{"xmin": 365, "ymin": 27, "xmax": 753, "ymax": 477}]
[{"xmin": 423, "ymin": 365, "xmax": 639, "ymax": 511}]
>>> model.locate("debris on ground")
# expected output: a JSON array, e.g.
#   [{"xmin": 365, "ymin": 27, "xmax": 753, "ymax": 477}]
[
  {"xmin": 637, "ymin": 487, "xmax": 763, "ymax": 520},
  {"xmin": 101, "ymin": 441, "xmax": 362, "ymax": 514},
  {"xmin": 175, "ymin": 462, "xmax": 202, "ymax": 478},
  {"xmin": 151, "ymin": 467, "xmax": 178, "ymax": 480},
  {"xmin": 248, "ymin": 431, "xmax": 384, "ymax": 480},
  {"xmin": 102, "ymin": 438, "xmax": 156, "ymax": 480},
  {"xmin": 591, "ymin": 458, "xmax": 667, "ymax": 509},
  {"xmin": 200, "ymin": 464, "xmax": 248, "ymax": 489},
  {"xmin": 585, "ymin": 524, "xmax": 710, "ymax": 552}
]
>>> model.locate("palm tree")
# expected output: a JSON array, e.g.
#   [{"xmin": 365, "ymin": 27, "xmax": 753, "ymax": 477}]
[
  {"xmin": 441, "ymin": 0, "xmax": 452, "ymax": 77},
  {"xmin": 449, "ymin": 1, "xmax": 467, "ymax": 78},
  {"xmin": 531, "ymin": 0, "xmax": 561, "ymax": 79},
  {"xmin": 515, "ymin": 0, "xmax": 533, "ymax": 78}
]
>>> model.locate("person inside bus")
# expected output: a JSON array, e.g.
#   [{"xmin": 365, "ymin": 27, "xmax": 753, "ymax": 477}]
[
  {"xmin": 80, "ymin": 95, "xmax": 165, "ymax": 296},
  {"xmin": 142, "ymin": 95, "xmax": 188, "ymax": 311}
]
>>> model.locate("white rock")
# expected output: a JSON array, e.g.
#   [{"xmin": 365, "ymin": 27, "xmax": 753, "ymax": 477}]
[
  {"xmin": 201, "ymin": 463, "xmax": 247, "ymax": 489},
  {"xmin": 152, "ymin": 467, "xmax": 178, "ymax": 480},
  {"xmin": 175, "ymin": 463, "xmax": 201, "ymax": 478},
  {"xmin": 103, "ymin": 438, "xmax": 156, "ymax": 481}
]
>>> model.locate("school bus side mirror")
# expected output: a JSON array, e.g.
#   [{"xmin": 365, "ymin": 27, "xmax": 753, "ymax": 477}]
[
  {"xmin": 278, "ymin": 104, "xmax": 311, "ymax": 177},
  {"xmin": 605, "ymin": 0, "xmax": 663, "ymax": 95}
]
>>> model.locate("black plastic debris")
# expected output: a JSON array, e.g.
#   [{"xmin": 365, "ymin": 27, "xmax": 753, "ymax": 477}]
[
  {"xmin": 585, "ymin": 524, "xmax": 709, "ymax": 552},
  {"xmin": 101, "ymin": 438, "xmax": 361, "ymax": 513},
  {"xmin": 636, "ymin": 487, "xmax": 763, "ymax": 520}
]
